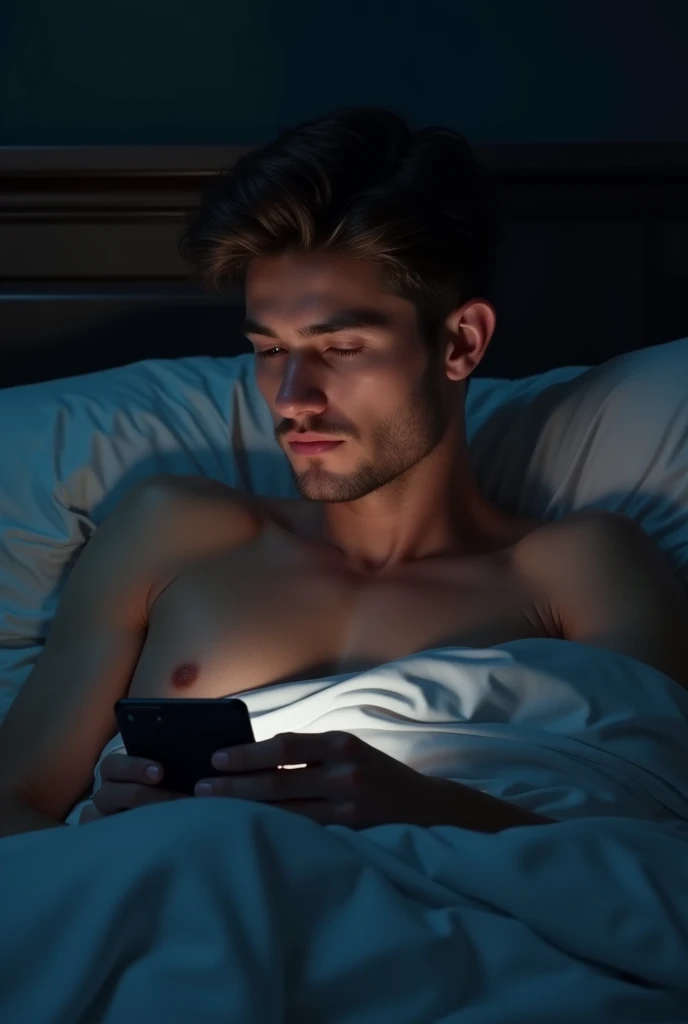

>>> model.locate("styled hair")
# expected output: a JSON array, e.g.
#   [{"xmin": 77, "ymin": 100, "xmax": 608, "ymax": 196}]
[{"xmin": 180, "ymin": 106, "xmax": 503, "ymax": 345}]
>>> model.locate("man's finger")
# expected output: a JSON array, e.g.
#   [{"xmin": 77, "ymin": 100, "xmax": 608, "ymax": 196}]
[
  {"xmin": 100, "ymin": 753, "xmax": 163, "ymax": 785},
  {"xmin": 211, "ymin": 730, "xmax": 357, "ymax": 773}
]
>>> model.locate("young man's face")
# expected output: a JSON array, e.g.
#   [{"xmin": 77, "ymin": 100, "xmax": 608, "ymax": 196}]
[{"xmin": 244, "ymin": 251, "xmax": 452, "ymax": 503}]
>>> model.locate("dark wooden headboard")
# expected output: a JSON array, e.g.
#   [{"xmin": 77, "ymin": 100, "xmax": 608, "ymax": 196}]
[{"xmin": 2, "ymin": 143, "xmax": 688, "ymax": 388}]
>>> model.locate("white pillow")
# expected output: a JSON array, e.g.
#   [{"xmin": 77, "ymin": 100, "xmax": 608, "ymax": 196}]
[
  {"xmin": 1, "ymin": 339, "xmax": 687, "ymax": 722},
  {"xmin": 467, "ymin": 338, "xmax": 688, "ymax": 590}
]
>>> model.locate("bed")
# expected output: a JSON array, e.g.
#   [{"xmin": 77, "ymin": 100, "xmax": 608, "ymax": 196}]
[{"xmin": 1, "ymin": 144, "xmax": 688, "ymax": 1022}]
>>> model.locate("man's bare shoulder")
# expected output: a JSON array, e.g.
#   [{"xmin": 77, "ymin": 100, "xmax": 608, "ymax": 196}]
[
  {"xmin": 124, "ymin": 474, "xmax": 322, "ymax": 539},
  {"xmin": 101, "ymin": 475, "xmax": 269, "ymax": 574},
  {"xmin": 115, "ymin": 473, "xmax": 262, "ymax": 527},
  {"xmin": 512, "ymin": 508, "xmax": 674, "ymax": 601},
  {"xmin": 512, "ymin": 510, "xmax": 688, "ymax": 684},
  {"xmin": 514, "ymin": 509, "xmax": 649, "ymax": 562}
]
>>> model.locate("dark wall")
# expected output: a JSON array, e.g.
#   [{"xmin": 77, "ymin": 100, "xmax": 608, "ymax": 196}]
[
  {"xmin": 3, "ymin": 144, "xmax": 688, "ymax": 387},
  {"xmin": 2, "ymin": 3, "xmax": 688, "ymax": 387},
  {"xmin": 1, "ymin": 1, "xmax": 687, "ymax": 146}
]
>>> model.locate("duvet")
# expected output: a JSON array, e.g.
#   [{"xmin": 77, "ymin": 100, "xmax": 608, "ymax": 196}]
[{"xmin": 2, "ymin": 639, "xmax": 688, "ymax": 1023}]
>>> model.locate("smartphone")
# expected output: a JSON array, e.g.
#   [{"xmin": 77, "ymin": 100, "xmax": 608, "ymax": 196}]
[{"xmin": 114, "ymin": 698, "xmax": 255, "ymax": 794}]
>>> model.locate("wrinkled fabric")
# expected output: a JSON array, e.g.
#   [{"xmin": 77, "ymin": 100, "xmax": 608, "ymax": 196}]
[
  {"xmin": 3, "ymin": 796, "xmax": 688, "ymax": 1023},
  {"xmin": 72, "ymin": 640, "xmax": 688, "ymax": 827},
  {"xmin": 10, "ymin": 639, "xmax": 688, "ymax": 1022}
]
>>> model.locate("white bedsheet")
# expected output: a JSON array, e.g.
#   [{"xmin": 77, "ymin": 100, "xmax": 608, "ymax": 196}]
[
  {"xmin": 73, "ymin": 638, "xmax": 688, "ymax": 826},
  {"xmin": 4, "ymin": 639, "xmax": 688, "ymax": 1022}
]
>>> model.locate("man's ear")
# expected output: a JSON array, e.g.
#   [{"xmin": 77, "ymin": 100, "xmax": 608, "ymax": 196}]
[{"xmin": 442, "ymin": 299, "xmax": 497, "ymax": 382}]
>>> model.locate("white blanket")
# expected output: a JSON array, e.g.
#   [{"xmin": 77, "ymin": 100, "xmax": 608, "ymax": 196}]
[
  {"xmin": 3, "ymin": 639, "xmax": 688, "ymax": 1022},
  {"xmin": 73, "ymin": 638, "xmax": 688, "ymax": 826}
]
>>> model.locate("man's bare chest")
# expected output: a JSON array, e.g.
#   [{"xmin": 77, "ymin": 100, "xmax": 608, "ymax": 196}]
[{"xmin": 128, "ymin": 529, "xmax": 547, "ymax": 700}]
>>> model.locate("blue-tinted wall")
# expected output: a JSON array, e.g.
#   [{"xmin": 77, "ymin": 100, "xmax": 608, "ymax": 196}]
[{"xmin": 1, "ymin": 0, "xmax": 687, "ymax": 145}]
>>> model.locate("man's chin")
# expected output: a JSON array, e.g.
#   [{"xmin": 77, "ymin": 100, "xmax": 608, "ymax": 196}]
[
  {"xmin": 294, "ymin": 472, "xmax": 342, "ymax": 503},
  {"xmin": 293, "ymin": 468, "xmax": 361, "ymax": 504}
]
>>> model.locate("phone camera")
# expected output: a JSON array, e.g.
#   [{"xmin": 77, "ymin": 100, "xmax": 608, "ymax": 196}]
[{"xmin": 126, "ymin": 710, "xmax": 162, "ymax": 725}]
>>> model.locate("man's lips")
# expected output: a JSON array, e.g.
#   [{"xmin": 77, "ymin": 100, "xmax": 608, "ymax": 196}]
[{"xmin": 287, "ymin": 439, "xmax": 345, "ymax": 455}]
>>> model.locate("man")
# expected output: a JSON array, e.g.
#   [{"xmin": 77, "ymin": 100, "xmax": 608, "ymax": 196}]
[{"xmin": 1, "ymin": 107, "xmax": 687, "ymax": 839}]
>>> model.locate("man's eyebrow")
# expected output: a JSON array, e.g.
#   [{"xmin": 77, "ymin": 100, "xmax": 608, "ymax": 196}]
[{"xmin": 242, "ymin": 308, "xmax": 394, "ymax": 339}]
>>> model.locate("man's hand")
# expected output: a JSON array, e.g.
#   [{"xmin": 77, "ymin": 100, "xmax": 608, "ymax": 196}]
[
  {"xmin": 80, "ymin": 753, "xmax": 184, "ymax": 822},
  {"xmin": 81, "ymin": 734, "xmax": 552, "ymax": 832},
  {"xmin": 193, "ymin": 730, "xmax": 442, "ymax": 829}
]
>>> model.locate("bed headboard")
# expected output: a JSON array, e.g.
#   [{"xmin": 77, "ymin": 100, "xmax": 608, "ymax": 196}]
[{"xmin": 2, "ymin": 143, "xmax": 688, "ymax": 388}]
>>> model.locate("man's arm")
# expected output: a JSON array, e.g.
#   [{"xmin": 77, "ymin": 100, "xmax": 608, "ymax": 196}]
[
  {"xmin": 0, "ymin": 475, "xmax": 262, "ymax": 837},
  {"xmin": 518, "ymin": 511, "xmax": 688, "ymax": 689},
  {"xmin": 0, "ymin": 480, "xmax": 168, "ymax": 836}
]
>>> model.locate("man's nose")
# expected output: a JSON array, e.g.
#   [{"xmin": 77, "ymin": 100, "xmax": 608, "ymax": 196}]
[{"xmin": 274, "ymin": 354, "xmax": 327, "ymax": 419}]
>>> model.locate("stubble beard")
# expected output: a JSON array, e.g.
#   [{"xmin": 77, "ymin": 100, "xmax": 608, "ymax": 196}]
[{"xmin": 289, "ymin": 362, "xmax": 449, "ymax": 504}]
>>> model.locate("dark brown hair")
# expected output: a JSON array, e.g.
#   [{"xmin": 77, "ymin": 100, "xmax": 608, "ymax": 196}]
[{"xmin": 180, "ymin": 106, "xmax": 503, "ymax": 345}]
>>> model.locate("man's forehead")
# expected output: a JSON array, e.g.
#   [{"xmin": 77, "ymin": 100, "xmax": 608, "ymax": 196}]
[
  {"xmin": 245, "ymin": 252, "xmax": 387, "ymax": 307},
  {"xmin": 244, "ymin": 255, "xmax": 413, "ymax": 328},
  {"xmin": 247, "ymin": 293, "xmax": 351, "ymax": 316}
]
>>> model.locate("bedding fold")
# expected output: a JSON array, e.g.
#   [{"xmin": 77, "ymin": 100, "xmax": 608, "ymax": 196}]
[
  {"xmin": 73, "ymin": 639, "xmax": 688, "ymax": 826},
  {"xmin": 4, "ymin": 795, "xmax": 688, "ymax": 1022},
  {"xmin": 18, "ymin": 639, "xmax": 683, "ymax": 1023}
]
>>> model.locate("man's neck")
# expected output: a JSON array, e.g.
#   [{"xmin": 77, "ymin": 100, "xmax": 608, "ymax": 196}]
[{"xmin": 319, "ymin": 440, "xmax": 524, "ymax": 575}]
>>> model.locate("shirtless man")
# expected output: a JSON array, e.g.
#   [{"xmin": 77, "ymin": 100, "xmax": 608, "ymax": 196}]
[{"xmin": 1, "ymin": 106, "xmax": 687, "ymax": 839}]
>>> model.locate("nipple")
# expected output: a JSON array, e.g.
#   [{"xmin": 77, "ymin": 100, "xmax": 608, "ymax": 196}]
[{"xmin": 171, "ymin": 662, "xmax": 199, "ymax": 689}]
